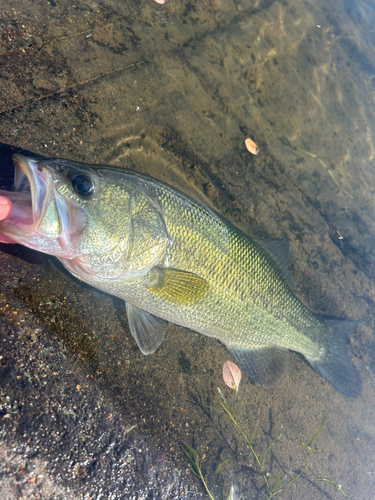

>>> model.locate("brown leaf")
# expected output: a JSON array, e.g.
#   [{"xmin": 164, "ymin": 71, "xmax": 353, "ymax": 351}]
[
  {"xmin": 245, "ymin": 137, "xmax": 259, "ymax": 155},
  {"xmin": 223, "ymin": 361, "xmax": 241, "ymax": 391}
]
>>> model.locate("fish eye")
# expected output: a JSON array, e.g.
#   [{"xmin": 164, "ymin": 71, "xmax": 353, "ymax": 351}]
[{"xmin": 70, "ymin": 173, "xmax": 95, "ymax": 198}]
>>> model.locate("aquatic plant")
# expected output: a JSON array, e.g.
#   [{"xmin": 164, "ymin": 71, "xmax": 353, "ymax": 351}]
[
  {"xmin": 285, "ymin": 139, "xmax": 354, "ymax": 200},
  {"xmin": 181, "ymin": 388, "xmax": 348, "ymax": 499}
]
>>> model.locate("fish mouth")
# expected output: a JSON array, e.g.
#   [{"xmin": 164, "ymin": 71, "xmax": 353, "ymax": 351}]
[
  {"xmin": 0, "ymin": 155, "xmax": 50, "ymax": 229},
  {"xmin": 0, "ymin": 155, "xmax": 44, "ymax": 233},
  {"xmin": 0, "ymin": 154, "xmax": 71, "ymax": 252},
  {"xmin": 0, "ymin": 154, "xmax": 86, "ymax": 257},
  {"xmin": 15, "ymin": 154, "xmax": 49, "ymax": 222}
]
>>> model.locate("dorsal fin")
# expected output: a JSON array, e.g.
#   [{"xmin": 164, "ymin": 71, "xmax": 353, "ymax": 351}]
[{"xmin": 255, "ymin": 238, "xmax": 290, "ymax": 281}]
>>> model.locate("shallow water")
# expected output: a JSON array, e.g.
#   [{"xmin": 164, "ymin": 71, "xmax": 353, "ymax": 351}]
[{"xmin": 0, "ymin": 0, "xmax": 375, "ymax": 498}]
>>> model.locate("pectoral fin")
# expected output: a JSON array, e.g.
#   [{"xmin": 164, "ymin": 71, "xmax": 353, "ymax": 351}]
[
  {"xmin": 146, "ymin": 267, "xmax": 208, "ymax": 305},
  {"xmin": 126, "ymin": 302, "xmax": 168, "ymax": 355},
  {"xmin": 226, "ymin": 344, "xmax": 290, "ymax": 388}
]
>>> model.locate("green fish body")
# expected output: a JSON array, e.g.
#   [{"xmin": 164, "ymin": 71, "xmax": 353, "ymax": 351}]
[{"xmin": 0, "ymin": 154, "xmax": 361, "ymax": 396}]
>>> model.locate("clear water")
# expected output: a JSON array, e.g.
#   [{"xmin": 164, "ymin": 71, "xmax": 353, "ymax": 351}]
[{"xmin": 0, "ymin": 0, "xmax": 374, "ymax": 498}]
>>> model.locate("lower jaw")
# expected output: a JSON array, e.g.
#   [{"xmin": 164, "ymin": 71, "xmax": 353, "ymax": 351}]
[{"xmin": 0, "ymin": 234, "xmax": 17, "ymax": 243}]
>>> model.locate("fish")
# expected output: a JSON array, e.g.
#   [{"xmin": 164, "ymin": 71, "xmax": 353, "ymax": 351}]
[{"xmin": 0, "ymin": 154, "xmax": 361, "ymax": 397}]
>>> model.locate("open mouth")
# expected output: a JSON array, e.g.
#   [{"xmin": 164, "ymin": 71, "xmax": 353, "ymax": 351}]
[
  {"xmin": 0, "ymin": 154, "xmax": 86, "ymax": 256},
  {"xmin": 0, "ymin": 155, "xmax": 42, "ymax": 225},
  {"xmin": 0, "ymin": 154, "xmax": 52, "ymax": 241}
]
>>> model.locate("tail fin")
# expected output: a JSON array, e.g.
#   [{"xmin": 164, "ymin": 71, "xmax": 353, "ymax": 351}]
[{"xmin": 311, "ymin": 319, "xmax": 362, "ymax": 398}]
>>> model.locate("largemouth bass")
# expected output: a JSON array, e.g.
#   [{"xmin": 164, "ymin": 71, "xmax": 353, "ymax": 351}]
[{"xmin": 0, "ymin": 154, "xmax": 361, "ymax": 397}]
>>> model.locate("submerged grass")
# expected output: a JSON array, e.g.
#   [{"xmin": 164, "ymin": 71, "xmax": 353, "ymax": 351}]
[
  {"xmin": 289, "ymin": 141, "xmax": 354, "ymax": 200},
  {"xmin": 181, "ymin": 388, "xmax": 348, "ymax": 499}
]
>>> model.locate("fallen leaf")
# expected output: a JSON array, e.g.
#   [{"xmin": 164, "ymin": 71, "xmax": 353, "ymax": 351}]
[
  {"xmin": 245, "ymin": 137, "xmax": 259, "ymax": 155},
  {"xmin": 223, "ymin": 361, "xmax": 241, "ymax": 391}
]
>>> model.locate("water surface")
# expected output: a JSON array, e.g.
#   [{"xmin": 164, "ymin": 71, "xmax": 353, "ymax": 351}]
[{"xmin": 0, "ymin": 0, "xmax": 374, "ymax": 498}]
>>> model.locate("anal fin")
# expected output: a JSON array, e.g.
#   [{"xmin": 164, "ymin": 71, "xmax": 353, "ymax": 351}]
[
  {"xmin": 126, "ymin": 302, "xmax": 168, "ymax": 355},
  {"xmin": 226, "ymin": 344, "xmax": 290, "ymax": 389}
]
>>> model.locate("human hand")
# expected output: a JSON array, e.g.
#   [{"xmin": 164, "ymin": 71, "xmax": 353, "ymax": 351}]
[
  {"xmin": 0, "ymin": 196, "xmax": 12, "ymax": 220},
  {"xmin": 0, "ymin": 196, "xmax": 14, "ymax": 242}
]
